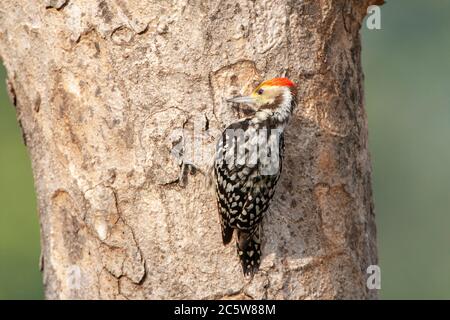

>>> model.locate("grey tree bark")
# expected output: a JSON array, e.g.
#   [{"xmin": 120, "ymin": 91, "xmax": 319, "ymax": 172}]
[{"xmin": 0, "ymin": 0, "xmax": 381, "ymax": 299}]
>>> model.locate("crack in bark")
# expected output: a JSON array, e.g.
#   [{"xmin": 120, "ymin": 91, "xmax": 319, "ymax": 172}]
[{"xmin": 110, "ymin": 187, "xmax": 147, "ymax": 285}]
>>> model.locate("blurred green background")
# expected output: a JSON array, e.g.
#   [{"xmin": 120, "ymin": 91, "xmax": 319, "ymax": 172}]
[
  {"xmin": 0, "ymin": 0, "xmax": 449, "ymax": 299},
  {"xmin": 0, "ymin": 69, "xmax": 42, "ymax": 298}
]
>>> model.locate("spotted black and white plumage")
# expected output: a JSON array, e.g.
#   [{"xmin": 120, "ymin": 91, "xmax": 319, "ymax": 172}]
[{"xmin": 213, "ymin": 78, "xmax": 296, "ymax": 276}]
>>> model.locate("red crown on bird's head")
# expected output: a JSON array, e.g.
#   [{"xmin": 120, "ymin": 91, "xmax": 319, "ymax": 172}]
[{"xmin": 260, "ymin": 77, "xmax": 295, "ymax": 88}]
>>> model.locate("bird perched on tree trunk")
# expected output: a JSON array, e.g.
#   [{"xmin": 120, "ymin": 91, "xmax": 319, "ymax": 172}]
[{"xmin": 213, "ymin": 78, "xmax": 297, "ymax": 276}]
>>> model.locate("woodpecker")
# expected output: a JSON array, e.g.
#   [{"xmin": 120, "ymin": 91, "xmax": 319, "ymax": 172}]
[{"xmin": 213, "ymin": 77, "xmax": 297, "ymax": 276}]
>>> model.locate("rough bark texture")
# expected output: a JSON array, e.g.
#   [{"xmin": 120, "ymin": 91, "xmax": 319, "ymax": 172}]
[{"xmin": 0, "ymin": 0, "xmax": 380, "ymax": 299}]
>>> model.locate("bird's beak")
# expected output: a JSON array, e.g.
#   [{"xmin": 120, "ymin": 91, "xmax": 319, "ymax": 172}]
[{"xmin": 226, "ymin": 96, "xmax": 255, "ymax": 105}]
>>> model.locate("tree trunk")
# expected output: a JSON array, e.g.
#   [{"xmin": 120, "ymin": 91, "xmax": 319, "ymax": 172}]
[{"xmin": 0, "ymin": 0, "xmax": 380, "ymax": 299}]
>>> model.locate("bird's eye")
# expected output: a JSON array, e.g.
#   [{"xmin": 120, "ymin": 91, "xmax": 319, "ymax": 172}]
[{"xmin": 257, "ymin": 89, "xmax": 264, "ymax": 95}]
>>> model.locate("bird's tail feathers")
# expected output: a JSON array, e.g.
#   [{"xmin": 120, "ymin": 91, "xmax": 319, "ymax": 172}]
[{"xmin": 236, "ymin": 227, "xmax": 261, "ymax": 277}]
